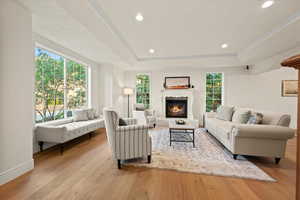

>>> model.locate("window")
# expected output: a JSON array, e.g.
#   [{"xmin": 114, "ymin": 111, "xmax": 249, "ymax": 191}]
[
  {"xmin": 136, "ymin": 74, "xmax": 150, "ymax": 109},
  {"xmin": 206, "ymin": 72, "xmax": 223, "ymax": 112},
  {"xmin": 35, "ymin": 48, "xmax": 88, "ymax": 123}
]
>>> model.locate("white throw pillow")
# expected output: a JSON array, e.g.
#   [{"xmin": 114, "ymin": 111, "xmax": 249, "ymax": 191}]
[
  {"xmin": 87, "ymin": 108, "xmax": 95, "ymax": 120},
  {"xmin": 232, "ymin": 109, "xmax": 251, "ymax": 124},
  {"xmin": 73, "ymin": 109, "xmax": 89, "ymax": 121},
  {"xmin": 216, "ymin": 106, "xmax": 234, "ymax": 121}
]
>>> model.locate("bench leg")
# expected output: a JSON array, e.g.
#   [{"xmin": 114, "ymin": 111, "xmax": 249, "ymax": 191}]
[
  {"xmin": 275, "ymin": 157, "xmax": 281, "ymax": 164},
  {"xmin": 60, "ymin": 143, "xmax": 64, "ymax": 155},
  {"xmin": 147, "ymin": 155, "xmax": 151, "ymax": 163},
  {"xmin": 38, "ymin": 141, "xmax": 44, "ymax": 152},
  {"xmin": 117, "ymin": 160, "xmax": 121, "ymax": 169}
]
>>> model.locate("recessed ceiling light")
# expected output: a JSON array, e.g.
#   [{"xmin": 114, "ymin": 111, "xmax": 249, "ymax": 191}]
[
  {"xmin": 262, "ymin": 0, "xmax": 274, "ymax": 8},
  {"xmin": 221, "ymin": 43, "xmax": 228, "ymax": 49},
  {"xmin": 135, "ymin": 13, "xmax": 144, "ymax": 22},
  {"xmin": 149, "ymin": 49, "xmax": 155, "ymax": 54}
]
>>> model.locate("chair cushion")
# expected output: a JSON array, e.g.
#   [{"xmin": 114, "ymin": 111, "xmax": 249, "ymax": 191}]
[
  {"xmin": 232, "ymin": 109, "xmax": 251, "ymax": 124},
  {"xmin": 216, "ymin": 106, "xmax": 234, "ymax": 121}
]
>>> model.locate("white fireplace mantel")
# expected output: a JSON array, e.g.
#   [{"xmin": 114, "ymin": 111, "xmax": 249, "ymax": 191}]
[{"xmin": 161, "ymin": 89, "xmax": 194, "ymax": 119}]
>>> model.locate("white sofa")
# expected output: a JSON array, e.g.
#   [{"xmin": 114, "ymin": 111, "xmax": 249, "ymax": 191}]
[
  {"xmin": 205, "ymin": 107, "xmax": 295, "ymax": 163},
  {"xmin": 35, "ymin": 117, "xmax": 104, "ymax": 154},
  {"xmin": 103, "ymin": 108, "xmax": 152, "ymax": 169}
]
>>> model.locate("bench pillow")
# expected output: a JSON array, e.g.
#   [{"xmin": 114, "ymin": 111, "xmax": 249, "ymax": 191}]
[{"xmin": 73, "ymin": 109, "xmax": 89, "ymax": 121}]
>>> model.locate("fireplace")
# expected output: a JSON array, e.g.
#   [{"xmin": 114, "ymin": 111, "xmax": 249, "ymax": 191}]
[{"xmin": 165, "ymin": 97, "xmax": 188, "ymax": 118}]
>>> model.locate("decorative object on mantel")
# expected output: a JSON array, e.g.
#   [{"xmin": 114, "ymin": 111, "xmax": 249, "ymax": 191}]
[
  {"xmin": 281, "ymin": 54, "xmax": 300, "ymax": 200},
  {"xmin": 282, "ymin": 80, "xmax": 298, "ymax": 97},
  {"xmin": 164, "ymin": 76, "xmax": 193, "ymax": 89},
  {"xmin": 175, "ymin": 119, "xmax": 185, "ymax": 125}
]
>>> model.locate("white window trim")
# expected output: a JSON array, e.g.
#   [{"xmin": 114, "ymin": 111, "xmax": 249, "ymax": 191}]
[
  {"xmin": 34, "ymin": 46, "xmax": 90, "ymax": 123},
  {"xmin": 135, "ymin": 72, "xmax": 152, "ymax": 109},
  {"xmin": 205, "ymin": 72, "xmax": 224, "ymax": 112}
]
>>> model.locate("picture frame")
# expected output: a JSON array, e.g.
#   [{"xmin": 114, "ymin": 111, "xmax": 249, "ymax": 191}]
[
  {"xmin": 282, "ymin": 80, "xmax": 298, "ymax": 97},
  {"xmin": 164, "ymin": 76, "xmax": 190, "ymax": 89}
]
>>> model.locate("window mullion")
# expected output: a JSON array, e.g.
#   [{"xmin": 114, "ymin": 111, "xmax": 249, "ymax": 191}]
[{"xmin": 63, "ymin": 58, "xmax": 67, "ymax": 118}]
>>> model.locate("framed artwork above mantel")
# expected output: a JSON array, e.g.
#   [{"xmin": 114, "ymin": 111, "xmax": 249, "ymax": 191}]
[
  {"xmin": 282, "ymin": 80, "xmax": 298, "ymax": 97},
  {"xmin": 164, "ymin": 76, "xmax": 191, "ymax": 89}
]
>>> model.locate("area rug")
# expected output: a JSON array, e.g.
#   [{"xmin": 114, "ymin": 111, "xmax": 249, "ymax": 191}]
[{"xmin": 126, "ymin": 128, "xmax": 275, "ymax": 182}]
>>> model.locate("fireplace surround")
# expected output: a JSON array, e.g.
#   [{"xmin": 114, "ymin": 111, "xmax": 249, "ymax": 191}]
[{"xmin": 165, "ymin": 97, "xmax": 188, "ymax": 118}]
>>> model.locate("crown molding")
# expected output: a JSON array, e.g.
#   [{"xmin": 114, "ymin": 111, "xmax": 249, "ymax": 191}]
[
  {"xmin": 137, "ymin": 53, "xmax": 237, "ymax": 61},
  {"xmin": 239, "ymin": 11, "xmax": 300, "ymax": 62}
]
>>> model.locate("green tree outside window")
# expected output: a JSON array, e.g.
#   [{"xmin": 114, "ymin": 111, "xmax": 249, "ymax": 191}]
[
  {"xmin": 136, "ymin": 74, "xmax": 150, "ymax": 109},
  {"xmin": 206, "ymin": 73, "xmax": 223, "ymax": 112},
  {"xmin": 35, "ymin": 48, "xmax": 88, "ymax": 123}
]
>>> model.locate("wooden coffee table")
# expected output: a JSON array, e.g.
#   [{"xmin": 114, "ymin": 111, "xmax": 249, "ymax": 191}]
[{"xmin": 168, "ymin": 120, "xmax": 198, "ymax": 147}]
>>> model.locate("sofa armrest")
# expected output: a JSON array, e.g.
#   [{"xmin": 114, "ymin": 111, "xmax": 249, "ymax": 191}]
[
  {"xmin": 233, "ymin": 124, "xmax": 295, "ymax": 140},
  {"xmin": 122, "ymin": 118, "xmax": 137, "ymax": 125},
  {"xmin": 205, "ymin": 112, "xmax": 217, "ymax": 118},
  {"xmin": 35, "ymin": 125, "xmax": 67, "ymax": 143}
]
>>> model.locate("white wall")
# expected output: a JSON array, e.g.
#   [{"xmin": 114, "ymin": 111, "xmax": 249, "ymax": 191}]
[
  {"xmin": 226, "ymin": 67, "xmax": 298, "ymax": 128},
  {"xmin": 98, "ymin": 64, "xmax": 126, "ymax": 116},
  {"xmin": 0, "ymin": 0, "xmax": 34, "ymax": 185}
]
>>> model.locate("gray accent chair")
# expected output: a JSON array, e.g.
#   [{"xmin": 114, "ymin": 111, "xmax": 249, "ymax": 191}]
[
  {"xmin": 205, "ymin": 108, "xmax": 295, "ymax": 164},
  {"xmin": 132, "ymin": 103, "xmax": 156, "ymax": 128},
  {"xmin": 103, "ymin": 108, "xmax": 152, "ymax": 169}
]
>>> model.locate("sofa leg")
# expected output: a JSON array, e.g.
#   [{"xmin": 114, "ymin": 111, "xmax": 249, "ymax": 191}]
[
  {"xmin": 89, "ymin": 132, "xmax": 92, "ymax": 139},
  {"xmin": 275, "ymin": 157, "xmax": 281, "ymax": 164},
  {"xmin": 147, "ymin": 155, "xmax": 151, "ymax": 163},
  {"xmin": 117, "ymin": 160, "xmax": 121, "ymax": 169},
  {"xmin": 38, "ymin": 141, "xmax": 44, "ymax": 152},
  {"xmin": 60, "ymin": 143, "xmax": 64, "ymax": 155},
  {"xmin": 233, "ymin": 154, "xmax": 238, "ymax": 160}
]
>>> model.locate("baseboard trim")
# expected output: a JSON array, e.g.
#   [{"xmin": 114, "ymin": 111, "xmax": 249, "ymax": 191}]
[{"xmin": 0, "ymin": 159, "xmax": 34, "ymax": 185}]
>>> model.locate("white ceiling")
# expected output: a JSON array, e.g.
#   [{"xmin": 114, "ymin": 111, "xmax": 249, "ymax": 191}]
[{"xmin": 18, "ymin": 0, "xmax": 300, "ymax": 70}]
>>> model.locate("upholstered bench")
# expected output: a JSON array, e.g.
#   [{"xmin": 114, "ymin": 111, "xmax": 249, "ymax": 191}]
[{"xmin": 35, "ymin": 111, "xmax": 105, "ymax": 154}]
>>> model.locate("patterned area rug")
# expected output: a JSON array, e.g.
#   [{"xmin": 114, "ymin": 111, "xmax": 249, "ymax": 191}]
[{"xmin": 126, "ymin": 128, "xmax": 275, "ymax": 182}]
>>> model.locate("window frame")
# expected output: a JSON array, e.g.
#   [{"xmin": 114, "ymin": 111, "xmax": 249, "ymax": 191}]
[
  {"xmin": 34, "ymin": 45, "xmax": 90, "ymax": 123},
  {"xmin": 205, "ymin": 72, "xmax": 224, "ymax": 112},
  {"xmin": 135, "ymin": 73, "xmax": 151, "ymax": 109}
]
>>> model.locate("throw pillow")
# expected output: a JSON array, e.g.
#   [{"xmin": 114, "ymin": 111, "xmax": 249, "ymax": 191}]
[
  {"xmin": 73, "ymin": 109, "xmax": 89, "ymax": 121},
  {"xmin": 87, "ymin": 109, "xmax": 95, "ymax": 120},
  {"xmin": 247, "ymin": 113, "xmax": 264, "ymax": 124},
  {"xmin": 232, "ymin": 109, "xmax": 251, "ymax": 124},
  {"xmin": 216, "ymin": 106, "xmax": 234, "ymax": 121},
  {"xmin": 119, "ymin": 118, "xmax": 127, "ymax": 126}
]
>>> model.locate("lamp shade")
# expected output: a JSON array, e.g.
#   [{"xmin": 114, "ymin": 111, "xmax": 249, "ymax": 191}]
[{"xmin": 123, "ymin": 87, "xmax": 134, "ymax": 95}]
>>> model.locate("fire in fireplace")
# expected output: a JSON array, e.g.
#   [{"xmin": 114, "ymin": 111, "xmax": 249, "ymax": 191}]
[{"xmin": 165, "ymin": 97, "xmax": 188, "ymax": 118}]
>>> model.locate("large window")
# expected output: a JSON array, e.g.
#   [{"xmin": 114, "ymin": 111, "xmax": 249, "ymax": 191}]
[
  {"xmin": 136, "ymin": 74, "xmax": 150, "ymax": 109},
  {"xmin": 206, "ymin": 72, "xmax": 223, "ymax": 112},
  {"xmin": 35, "ymin": 48, "xmax": 88, "ymax": 123}
]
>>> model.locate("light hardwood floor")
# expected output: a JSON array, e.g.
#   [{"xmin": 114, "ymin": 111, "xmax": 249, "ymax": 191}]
[{"xmin": 0, "ymin": 128, "xmax": 296, "ymax": 200}]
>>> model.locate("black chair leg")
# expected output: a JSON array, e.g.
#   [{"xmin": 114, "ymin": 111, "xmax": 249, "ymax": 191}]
[
  {"xmin": 38, "ymin": 141, "xmax": 44, "ymax": 152},
  {"xmin": 275, "ymin": 157, "xmax": 281, "ymax": 164},
  {"xmin": 148, "ymin": 155, "xmax": 151, "ymax": 163},
  {"xmin": 153, "ymin": 124, "xmax": 156, "ymax": 128},
  {"xmin": 117, "ymin": 160, "xmax": 121, "ymax": 169},
  {"xmin": 233, "ymin": 154, "xmax": 238, "ymax": 160},
  {"xmin": 60, "ymin": 143, "xmax": 64, "ymax": 155}
]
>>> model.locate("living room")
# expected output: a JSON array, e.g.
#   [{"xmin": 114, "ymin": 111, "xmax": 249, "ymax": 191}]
[{"xmin": 0, "ymin": 0, "xmax": 300, "ymax": 199}]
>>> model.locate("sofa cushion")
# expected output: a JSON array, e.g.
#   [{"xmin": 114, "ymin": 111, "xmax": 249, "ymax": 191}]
[
  {"xmin": 232, "ymin": 109, "xmax": 251, "ymax": 124},
  {"xmin": 247, "ymin": 113, "xmax": 263, "ymax": 124},
  {"xmin": 216, "ymin": 106, "xmax": 234, "ymax": 121},
  {"xmin": 73, "ymin": 109, "xmax": 89, "ymax": 121}
]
